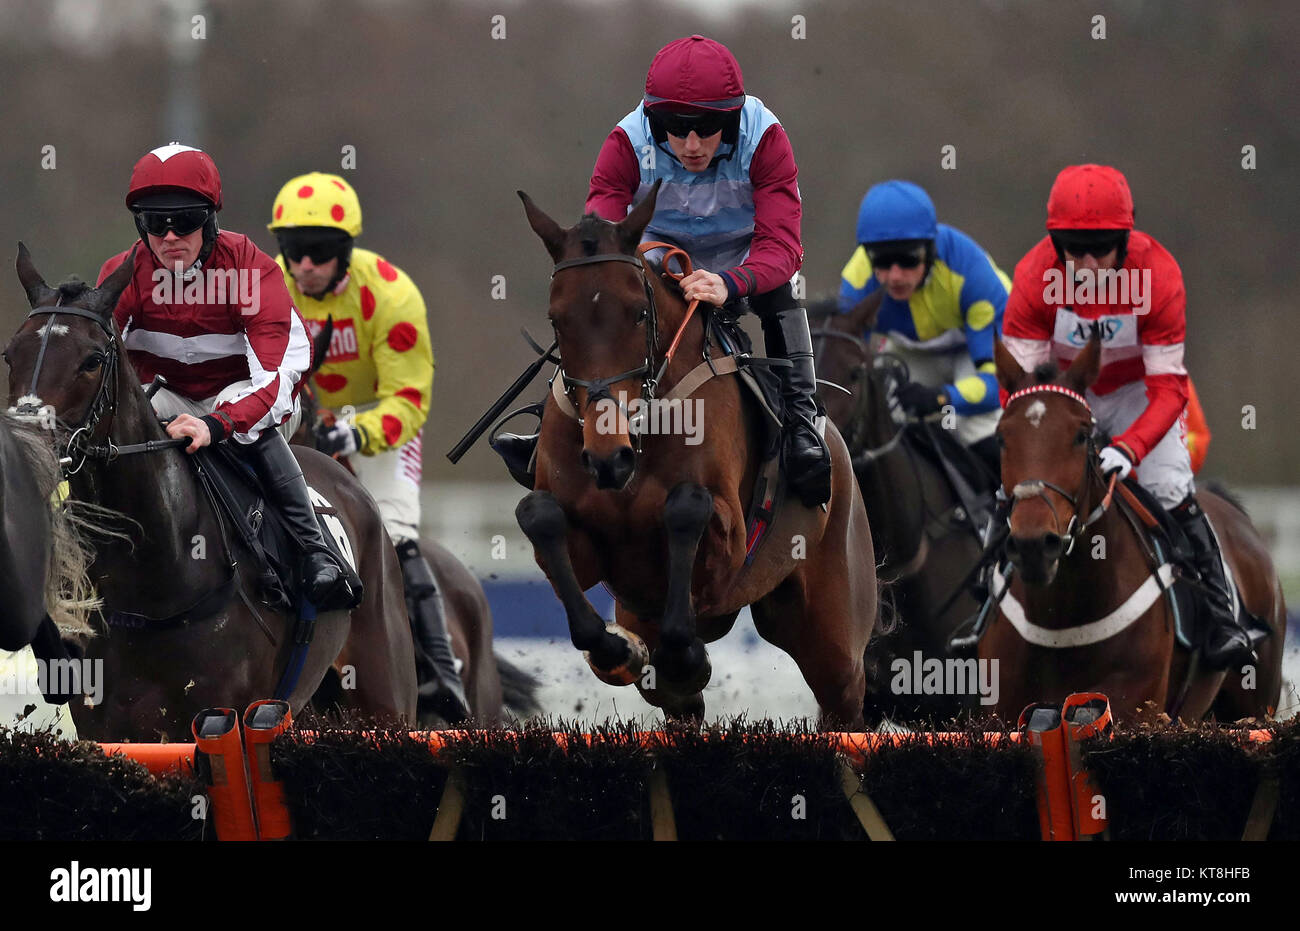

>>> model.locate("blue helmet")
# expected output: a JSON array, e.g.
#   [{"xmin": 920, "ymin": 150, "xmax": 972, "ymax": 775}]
[{"xmin": 855, "ymin": 180, "xmax": 938, "ymax": 244}]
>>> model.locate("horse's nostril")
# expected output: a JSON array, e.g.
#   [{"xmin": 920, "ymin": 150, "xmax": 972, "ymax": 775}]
[
  {"xmin": 1005, "ymin": 536, "xmax": 1021, "ymax": 556},
  {"xmin": 614, "ymin": 447, "xmax": 636, "ymax": 469},
  {"xmin": 1043, "ymin": 533, "xmax": 1063, "ymax": 557}
]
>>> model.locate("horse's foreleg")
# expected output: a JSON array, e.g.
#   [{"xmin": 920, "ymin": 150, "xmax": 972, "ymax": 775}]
[
  {"xmin": 516, "ymin": 491, "xmax": 647, "ymax": 681},
  {"xmin": 649, "ymin": 483, "xmax": 714, "ymax": 699}
]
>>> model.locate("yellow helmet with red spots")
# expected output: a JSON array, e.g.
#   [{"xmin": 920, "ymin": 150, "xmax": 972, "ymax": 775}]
[{"xmin": 268, "ymin": 172, "xmax": 362, "ymax": 237}]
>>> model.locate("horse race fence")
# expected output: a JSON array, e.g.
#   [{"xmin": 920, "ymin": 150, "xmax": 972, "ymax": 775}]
[{"xmin": 2, "ymin": 695, "xmax": 1294, "ymax": 842}]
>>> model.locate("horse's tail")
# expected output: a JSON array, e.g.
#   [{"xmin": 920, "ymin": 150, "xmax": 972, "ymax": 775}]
[{"xmin": 494, "ymin": 652, "xmax": 542, "ymax": 719}]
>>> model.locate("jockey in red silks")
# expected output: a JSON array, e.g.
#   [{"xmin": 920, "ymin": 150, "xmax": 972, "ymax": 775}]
[
  {"xmin": 1001, "ymin": 164, "xmax": 1253, "ymax": 668},
  {"xmin": 98, "ymin": 143, "xmax": 351, "ymax": 609},
  {"xmin": 495, "ymin": 35, "xmax": 831, "ymax": 506}
]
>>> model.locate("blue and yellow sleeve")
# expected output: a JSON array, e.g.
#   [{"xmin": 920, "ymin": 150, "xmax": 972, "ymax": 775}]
[{"xmin": 947, "ymin": 231, "xmax": 1010, "ymax": 415}]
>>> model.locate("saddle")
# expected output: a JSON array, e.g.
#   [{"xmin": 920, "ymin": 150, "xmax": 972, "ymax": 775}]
[
  {"xmin": 1114, "ymin": 479, "xmax": 1269, "ymax": 652},
  {"xmin": 904, "ymin": 420, "xmax": 998, "ymax": 537},
  {"xmin": 192, "ymin": 442, "xmax": 363, "ymax": 614}
]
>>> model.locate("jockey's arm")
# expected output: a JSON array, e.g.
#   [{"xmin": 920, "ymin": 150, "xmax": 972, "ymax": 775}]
[
  {"xmin": 946, "ymin": 241, "xmax": 1011, "ymax": 416},
  {"xmin": 718, "ymin": 126, "xmax": 802, "ymax": 300},
  {"xmin": 351, "ymin": 280, "xmax": 433, "ymax": 455},
  {"xmin": 206, "ymin": 259, "xmax": 310, "ymax": 443},
  {"xmin": 999, "ymin": 265, "xmax": 1054, "ymax": 406},
  {"xmin": 586, "ymin": 127, "xmax": 640, "ymax": 221},
  {"xmin": 1111, "ymin": 287, "xmax": 1189, "ymax": 465}
]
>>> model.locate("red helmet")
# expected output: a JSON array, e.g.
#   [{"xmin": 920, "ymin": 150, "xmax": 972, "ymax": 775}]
[
  {"xmin": 643, "ymin": 35, "xmax": 745, "ymax": 112},
  {"xmin": 125, "ymin": 143, "xmax": 223, "ymax": 211},
  {"xmin": 1046, "ymin": 164, "xmax": 1133, "ymax": 230}
]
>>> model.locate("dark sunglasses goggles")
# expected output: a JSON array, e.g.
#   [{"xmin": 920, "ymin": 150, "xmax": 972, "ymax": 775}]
[
  {"xmin": 1052, "ymin": 233, "xmax": 1126, "ymax": 259},
  {"xmin": 133, "ymin": 206, "xmax": 212, "ymax": 237},
  {"xmin": 277, "ymin": 234, "xmax": 349, "ymax": 264},
  {"xmin": 652, "ymin": 110, "xmax": 731, "ymax": 139},
  {"xmin": 868, "ymin": 249, "xmax": 926, "ymax": 270}
]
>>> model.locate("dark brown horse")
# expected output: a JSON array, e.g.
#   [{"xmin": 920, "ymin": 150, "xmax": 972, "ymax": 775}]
[
  {"xmin": 5, "ymin": 245, "xmax": 416, "ymax": 740},
  {"xmin": 290, "ymin": 324, "xmax": 540, "ymax": 723},
  {"xmin": 810, "ymin": 293, "xmax": 985, "ymax": 721},
  {"xmin": 514, "ymin": 185, "xmax": 876, "ymax": 728},
  {"xmin": 985, "ymin": 335, "xmax": 1286, "ymax": 722}
]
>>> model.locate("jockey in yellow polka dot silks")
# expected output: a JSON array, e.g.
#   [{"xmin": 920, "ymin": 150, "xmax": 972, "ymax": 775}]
[{"xmin": 268, "ymin": 172, "xmax": 467, "ymax": 723}]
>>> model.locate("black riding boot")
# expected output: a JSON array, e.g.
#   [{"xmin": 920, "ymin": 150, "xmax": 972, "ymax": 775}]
[
  {"xmin": 489, "ymin": 400, "xmax": 543, "ymax": 490},
  {"xmin": 760, "ymin": 307, "xmax": 832, "ymax": 507},
  {"xmin": 1172, "ymin": 495, "xmax": 1256, "ymax": 669},
  {"xmin": 396, "ymin": 539, "xmax": 470, "ymax": 724},
  {"xmin": 241, "ymin": 430, "xmax": 346, "ymax": 607},
  {"xmin": 491, "ymin": 432, "xmax": 539, "ymax": 490}
]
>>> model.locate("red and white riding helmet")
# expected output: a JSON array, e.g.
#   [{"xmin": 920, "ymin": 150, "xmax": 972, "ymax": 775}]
[{"xmin": 125, "ymin": 143, "xmax": 223, "ymax": 211}]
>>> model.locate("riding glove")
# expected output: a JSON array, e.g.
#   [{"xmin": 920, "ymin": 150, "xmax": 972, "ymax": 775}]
[
  {"xmin": 1098, "ymin": 445, "xmax": 1133, "ymax": 480},
  {"xmin": 315, "ymin": 421, "xmax": 361, "ymax": 458},
  {"xmin": 896, "ymin": 381, "xmax": 947, "ymax": 417}
]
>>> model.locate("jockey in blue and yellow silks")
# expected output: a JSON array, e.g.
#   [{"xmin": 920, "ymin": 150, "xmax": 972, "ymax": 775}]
[{"xmin": 838, "ymin": 180, "xmax": 1010, "ymax": 475}]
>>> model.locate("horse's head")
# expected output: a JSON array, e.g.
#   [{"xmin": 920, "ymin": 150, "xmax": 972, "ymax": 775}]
[
  {"xmin": 994, "ymin": 332, "xmax": 1103, "ymax": 584},
  {"xmin": 811, "ymin": 291, "xmax": 887, "ymax": 446},
  {"xmin": 520, "ymin": 182, "xmax": 667, "ymax": 490},
  {"xmin": 6, "ymin": 242, "xmax": 133, "ymax": 435}
]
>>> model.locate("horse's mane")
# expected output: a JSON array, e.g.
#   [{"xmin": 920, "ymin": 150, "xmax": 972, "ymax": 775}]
[
  {"xmin": 1205, "ymin": 480, "xmax": 1251, "ymax": 518},
  {"xmin": 1, "ymin": 413, "xmax": 126, "ymax": 636}
]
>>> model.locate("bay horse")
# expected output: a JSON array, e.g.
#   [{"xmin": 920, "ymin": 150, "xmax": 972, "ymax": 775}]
[
  {"xmin": 515, "ymin": 184, "xmax": 876, "ymax": 727},
  {"xmin": 810, "ymin": 293, "xmax": 986, "ymax": 722},
  {"xmin": 5, "ymin": 244, "xmax": 416, "ymax": 741},
  {"xmin": 985, "ymin": 334, "xmax": 1286, "ymax": 722},
  {"xmin": 290, "ymin": 323, "xmax": 540, "ymax": 723}
]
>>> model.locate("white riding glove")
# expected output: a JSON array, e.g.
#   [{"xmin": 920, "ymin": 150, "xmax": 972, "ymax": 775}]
[{"xmin": 1099, "ymin": 445, "xmax": 1133, "ymax": 480}]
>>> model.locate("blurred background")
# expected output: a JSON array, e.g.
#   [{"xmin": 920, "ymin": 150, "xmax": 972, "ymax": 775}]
[{"xmin": 1, "ymin": 0, "xmax": 1295, "ymax": 718}]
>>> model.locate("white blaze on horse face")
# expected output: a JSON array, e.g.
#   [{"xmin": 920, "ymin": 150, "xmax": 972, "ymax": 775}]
[
  {"xmin": 36, "ymin": 322, "xmax": 69, "ymax": 338},
  {"xmin": 591, "ymin": 292, "xmax": 600, "ymax": 303},
  {"xmin": 1025, "ymin": 400, "xmax": 1047, "ymax": 428}
]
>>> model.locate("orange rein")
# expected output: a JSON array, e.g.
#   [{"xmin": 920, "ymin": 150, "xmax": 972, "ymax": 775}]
[{"xmin": 636, "ymin": 241, "xmax": 701, "ymax": 367}]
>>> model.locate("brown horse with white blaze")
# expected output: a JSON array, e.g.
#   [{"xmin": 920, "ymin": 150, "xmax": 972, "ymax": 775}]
[
  {"xmin": 984, "ymin": 334, "xmax": 1285, "ymax": 722},
  {"xmin": 514, "ymin": 184, "xmax": 876, "ymax": 727}
]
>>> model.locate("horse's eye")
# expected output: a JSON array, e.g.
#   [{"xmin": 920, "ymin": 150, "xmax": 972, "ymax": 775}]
[
  {"xmin": 1075, "ymin": 428, "xmax": 1090, "ymax": 445},
  {"xmin": 635, "ymin": 306, "xmax": 648, "ymax": 325},
  {"xmin": 995, "ymin": 433, "xmax": 1006, "ymax": 448},
  {"xmin": 80, "ymin": 354, "xmax": 104, "ymax": 373}
]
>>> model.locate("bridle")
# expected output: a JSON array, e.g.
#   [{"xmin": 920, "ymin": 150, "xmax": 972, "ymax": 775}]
[
  {"xmin": 549, "ymin": 241, "xmax": 701, "ymax": 452},
  {"xmin": 20, "ymin": 298, "xmax": 188, "ymax": 475},
  {"xmin": 809, "ymin": 320, "xmax": 909, "ymax": 467},
  {"xmin": 1003, "ymin": 383, "xmax": 1119, "ymax": 556}
]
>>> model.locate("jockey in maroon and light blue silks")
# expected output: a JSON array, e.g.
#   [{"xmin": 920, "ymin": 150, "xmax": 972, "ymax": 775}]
[
  {"xmin": 583, "ymin": 35, "xmax": 830, "ymax": 506},
  {"xmin": 1001, "ymin": 163, "xmax": 1254, "ymax": 670}
]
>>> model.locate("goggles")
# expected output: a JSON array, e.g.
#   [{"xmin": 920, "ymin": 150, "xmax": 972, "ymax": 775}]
[
  {"xmin": 277, "ymin": 233, "xmax": 349, "ymax": 265},
  {"xmin": 1052, "ymin": 233, "xmax": 1126, "ymax": 259},
  {"xmin": 133, "ymin": 206, "xmax": 212, "ymax": 238},
  {"xmin": 868, "ymin": 249, "xmax": 926, "ymax": 270},
  {"xmin": 653, "ymin": 109, "xmax": 730, "ymax": 139}
]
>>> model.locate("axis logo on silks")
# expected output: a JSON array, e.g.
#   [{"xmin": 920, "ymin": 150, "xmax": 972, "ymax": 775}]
[{"xmin": 49, "ymin": 862, "xmax": 151, "ymax": 911}]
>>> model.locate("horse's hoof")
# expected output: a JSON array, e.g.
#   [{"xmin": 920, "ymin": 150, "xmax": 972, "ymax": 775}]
[
  {"xmin": 650, "ymin": 639, "xmax": 712, "ymax": 699},
  {"xmin": 584, "ymin": 625, "xmax": 649, "ymax": 687}
]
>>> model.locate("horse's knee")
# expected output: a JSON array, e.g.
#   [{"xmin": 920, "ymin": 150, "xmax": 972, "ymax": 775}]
[
  {"xmin": 664, "ymin": 483, "xmax": 712, "ymax": 536},
  {"xmin": 516, "ymin": 491, "xmax": 566, "ymax": 543}
]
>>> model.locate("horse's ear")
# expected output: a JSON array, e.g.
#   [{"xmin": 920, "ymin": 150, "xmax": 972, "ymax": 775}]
[
  {"xmin": 1061, "ymin": 326, "xmax": 1102, "ymax": 392},
  {"xmin": 518, "ymin": 190, "xmax": 566, "ymax": 263},
  {"xmin": 617, "ymin": 179, "xmax": 661, "ymax": 252},
  {"xmin": 994, "ymin": 338, "xmax": 1029, "ymax": 393},
  {"xmin": 310, "ymin": 315, "xmax": 334, "ymax": 375},
  {"xmin": 16, "ymin": 242, "xmax": 55, "ymax": 308},
  {"xmin": 93, "ymin": 245, "xmax": 136, "ymax": 318},
  {"xmin": 851, "ymin": 289, "xmax": 884, "ymax": 334}
]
